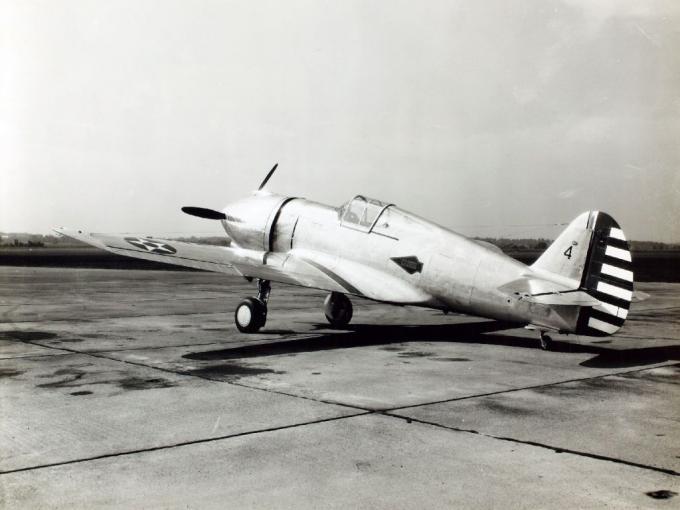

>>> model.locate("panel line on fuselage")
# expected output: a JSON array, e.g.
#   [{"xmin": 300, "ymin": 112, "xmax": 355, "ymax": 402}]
[{"xmin": 298, "ymin": 257, "xmax": 363, "ymax": 296}]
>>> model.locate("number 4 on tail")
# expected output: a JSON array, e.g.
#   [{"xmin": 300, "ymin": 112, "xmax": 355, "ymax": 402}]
[{"xmin": 563, "ymin": 246, "xmax": 573, "ymax": 260}]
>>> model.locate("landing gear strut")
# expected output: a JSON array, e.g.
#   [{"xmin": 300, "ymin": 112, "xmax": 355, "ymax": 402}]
[
  {"xmin": 324, "ymin": 292, "xmax": 353, "ymax": 328},
  {"xmin": 234, "ymin": 279, "xmax": 270, "ymax": 333},
  {"xmin": 539, "ymin": 331, "xmax": 553, "ymax": 351}
]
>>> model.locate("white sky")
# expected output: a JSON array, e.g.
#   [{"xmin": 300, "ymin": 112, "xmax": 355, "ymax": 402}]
[{"xmin": 1, "ymin": 0, "xmax": 679, "ymax": 241}]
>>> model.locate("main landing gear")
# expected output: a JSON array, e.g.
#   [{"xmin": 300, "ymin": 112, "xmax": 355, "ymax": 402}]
[
  {"xmin": 234, "ymin": 279, "xmax": 270, "ymax": 333},
  {"xmin": 234, "ymin": 282, "xmax": 354, "ymax": 333},
  {"xmin": 539, "ymin": 331, "xmax": 553, "ymax": 351},
  {"xmin": 324, "ymin": 292, "xmax": 353, "ymax": 328}
]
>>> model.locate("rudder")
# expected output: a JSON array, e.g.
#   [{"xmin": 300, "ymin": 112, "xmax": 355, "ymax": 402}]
[
  {"xmin": 531, "ymin": 211, "xmax": 634, "ymax": 336},
  {"xmin": 576, "ymin": 212, "xmax": 634, "ymax": 336}
]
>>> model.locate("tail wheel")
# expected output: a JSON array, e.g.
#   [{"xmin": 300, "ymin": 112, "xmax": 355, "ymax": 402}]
[
  {"xmin": 235, "ymin": 297, "xmax": 267, "ymax": 333},
  {"xmin": 324, "ymin": 292, "xmax": 353, "ymax": 328}
]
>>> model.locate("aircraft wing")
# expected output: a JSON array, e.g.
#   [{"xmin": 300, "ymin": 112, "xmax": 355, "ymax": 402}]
[
  {"xmin": 55, "ymin": 228, "xmax": 435, "ymax": 305},
  {"xmin": 56, "ymin": 228, "xmax": 264, "ymax": 275},
  {"xmin": 289, "ymin": 249, "xmax": 437, "ymax": 305}
]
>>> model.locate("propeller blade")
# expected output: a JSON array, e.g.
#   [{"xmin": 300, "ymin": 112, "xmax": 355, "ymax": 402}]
[
  {"xmin": 257, "ymin": 163, "xmax": 279, "ymax": 190},
  {"xmin": 181, "ymin": 207, "xmax": 226, "ymax": 220}
]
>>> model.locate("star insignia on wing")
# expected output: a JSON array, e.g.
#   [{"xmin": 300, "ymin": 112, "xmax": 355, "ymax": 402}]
[{"xmin": 124, "ymin": 237, "xmax": 177, "ymax": 255}]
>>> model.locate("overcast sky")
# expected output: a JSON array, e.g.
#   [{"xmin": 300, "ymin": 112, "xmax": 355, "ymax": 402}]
[{"xmin": 1, "ymin": 0, "xmax": 678, "ymax": 241}]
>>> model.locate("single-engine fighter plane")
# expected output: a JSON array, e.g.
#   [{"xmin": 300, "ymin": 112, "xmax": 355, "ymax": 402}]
[{"xmin": 56, "ymin": 164, "xmax": 638, "ymax": 349}]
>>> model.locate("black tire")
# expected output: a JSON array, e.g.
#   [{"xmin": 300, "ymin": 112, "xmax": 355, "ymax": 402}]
[
  {"xmin": 539, "ymin": 334, "xmax": 553, "ymax": 351},
  {"xmin": 235, "ymin": 297, "xmax": 267, "ymax": 333},
  {"xmin": 324, "ymin": 292, "xmax": 353, "ymax": 328}
]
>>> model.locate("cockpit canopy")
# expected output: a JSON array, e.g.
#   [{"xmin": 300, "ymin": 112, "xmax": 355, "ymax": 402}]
[{"xmin": 339, "ymin": 195, "xmax": 392, "ymax": 231}]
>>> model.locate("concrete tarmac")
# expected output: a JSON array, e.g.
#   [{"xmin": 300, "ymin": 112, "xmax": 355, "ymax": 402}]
[{"xmin": 0, "ymin": 267, "xmax": 678, "ymax": 508}]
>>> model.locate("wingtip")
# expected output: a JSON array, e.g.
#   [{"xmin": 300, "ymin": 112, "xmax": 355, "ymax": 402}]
[{"xmin": 52, "ymin": 227, "xmax": 86, "ymax": 238}]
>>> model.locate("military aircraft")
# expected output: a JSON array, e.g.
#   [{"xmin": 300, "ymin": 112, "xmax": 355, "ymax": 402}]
[{"xmin": 55, "ymin": 164, "xmax": 636, "ymax": 349}]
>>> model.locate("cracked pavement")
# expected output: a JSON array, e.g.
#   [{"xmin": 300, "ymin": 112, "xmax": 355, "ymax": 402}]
[{"xmin": 1, "ymin": 267, "xmax": 678, "ymax": 508}]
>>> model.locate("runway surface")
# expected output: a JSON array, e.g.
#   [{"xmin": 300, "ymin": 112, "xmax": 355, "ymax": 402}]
[{"xmin": 1, "ymin": 267, "xmax": 678, "ymax": 508}]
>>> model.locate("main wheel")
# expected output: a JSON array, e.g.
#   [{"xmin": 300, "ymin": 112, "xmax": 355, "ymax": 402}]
[
  {"xmin": 324, "ymin": 292, "xmax": 353, "ymax": 328},
  {"xmin": 539, "ymin": 333, "xmax": 553, "ymax": 351},
  {"xmin": 235, "ymin": 297, "xmax": 267, "ymax": 333}
]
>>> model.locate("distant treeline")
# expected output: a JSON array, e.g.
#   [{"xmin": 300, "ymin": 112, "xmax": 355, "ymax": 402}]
[
  {"xmin": 1, "ymin": 232, "xmax": 679, "ymax": 251},
  {"xmin": 0, "ymin": 233, "xmax": 229, "ymax": 248},
  {"xmin": 475, "ymin": 238, "xmax": 551, "ymax": 251},
  {"xmin": 474, "ymin": 237, "xmax": 680, "ymax": 252}
]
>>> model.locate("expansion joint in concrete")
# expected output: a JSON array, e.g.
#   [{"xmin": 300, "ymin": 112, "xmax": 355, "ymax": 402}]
[
  {"xmin": 383, "ymin": 412, "xmax": 680, "ymax": 478},
  {"xmin": 0, "ymin": 413, "xmax": 369, "ymax": 476},
  {"xmin": 382, "ymin": 362, "xmax": 680, "ymax": 413}
]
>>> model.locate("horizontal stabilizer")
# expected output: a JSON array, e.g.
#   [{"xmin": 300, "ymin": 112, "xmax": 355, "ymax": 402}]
[
  {"xmin": 632, "ymin": 291, "xmax": 650, "ymax": 302},
  {"xmin": 498, "ymin": 276, "xmax": 601, "ymax": 306},
  {"xmin": 524, "ymin": 291, "xmax": 601, "ymax": 306},
  {"xmin": 498, "ymin": 275, "xmax": 574, "ymax": 297}
]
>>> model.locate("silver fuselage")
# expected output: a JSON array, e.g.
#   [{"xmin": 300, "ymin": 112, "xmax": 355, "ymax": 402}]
[{"xmin": 220, "ymin": 193, "xmax": 579, "ymax": 332}]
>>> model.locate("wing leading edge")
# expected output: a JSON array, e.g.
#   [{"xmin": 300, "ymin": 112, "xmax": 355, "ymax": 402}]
[{"xmin": 54, "ymin": 228, "xmax": 435, "ymax": 305}]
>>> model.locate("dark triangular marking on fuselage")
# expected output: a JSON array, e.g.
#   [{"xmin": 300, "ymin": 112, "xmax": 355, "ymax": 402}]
[{"xmin": 390, "ymin": 256, "xmax": 423, "ymax": 275}]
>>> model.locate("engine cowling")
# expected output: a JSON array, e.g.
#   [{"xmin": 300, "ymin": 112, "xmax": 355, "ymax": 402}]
[{"xmin": 221, "ymin": 192, "xmax": 292, "ymax": 251}]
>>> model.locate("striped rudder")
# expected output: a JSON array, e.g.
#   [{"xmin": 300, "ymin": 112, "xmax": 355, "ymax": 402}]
[{"xmin": 576, "ymin": 212, "xmax": 633, "ymax": 336}]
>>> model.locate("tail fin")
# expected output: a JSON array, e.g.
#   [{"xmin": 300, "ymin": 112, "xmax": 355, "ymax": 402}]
[
  {"xmin": 531, "ymin": 211, "xmax": 593, "ymax": 284},
  {"xmin": 532, "ymin": 211, "xmax": 634, "ymax": 336}
]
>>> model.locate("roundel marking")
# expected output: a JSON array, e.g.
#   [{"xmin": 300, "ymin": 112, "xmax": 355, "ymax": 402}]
[{"xmin": 124, "ymin": 237, "xmax": 177, "ymax": 255}]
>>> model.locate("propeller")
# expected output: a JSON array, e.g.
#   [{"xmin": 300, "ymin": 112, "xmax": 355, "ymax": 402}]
[
  {"xmin": 182, "ymin": 163, "xmax": 279, "ymax": 220},
  {"xmin": 181, "ymin": 206, "xmax": 226, "ymax": 220},
  {"xmin": 257, "ymin": 163, "xmax": 278, "ymax": 190}
]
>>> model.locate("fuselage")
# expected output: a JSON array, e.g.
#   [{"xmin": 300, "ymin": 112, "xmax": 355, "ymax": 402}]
[{"xmin": 219, "ymin": 192, "xmax": 577, "ymax": 331}]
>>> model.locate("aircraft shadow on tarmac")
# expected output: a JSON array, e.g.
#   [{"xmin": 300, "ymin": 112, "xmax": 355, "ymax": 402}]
[{"xmin": 182, "ymin": 321, "xmax": 680, "ymax": 370}]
